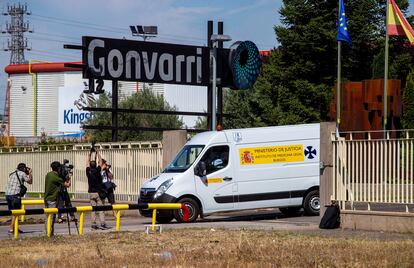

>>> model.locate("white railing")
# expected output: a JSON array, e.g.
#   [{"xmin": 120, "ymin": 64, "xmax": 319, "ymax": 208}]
[
  {"xmin": 332, "ymin": 130, "xmax": 414, "ymax": 212},
  {"xmin": 0, "ymin": 142, "xmax": 163, "ymax": 201},
  {"xmin": 0, "ymin": 141, "xmax": 162, "ymax": 153}
]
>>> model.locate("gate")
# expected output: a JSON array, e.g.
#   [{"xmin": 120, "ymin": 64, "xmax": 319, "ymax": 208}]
[
  {"xmin": 332, "ymin": 130, "xmax": 414, "ymax": 213},
  {"xmin": 0, "ymin": 142, "xmax": 163, "ymax": 201}
]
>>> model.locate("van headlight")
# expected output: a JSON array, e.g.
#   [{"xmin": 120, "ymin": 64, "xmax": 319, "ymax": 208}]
[{"xmin": 154, "ymin": 179, "xmax": 173, "ymax": 199}]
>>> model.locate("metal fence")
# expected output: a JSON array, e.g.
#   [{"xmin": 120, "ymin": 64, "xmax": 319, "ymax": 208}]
[
  {"xmin": 332, "ymin": 130, "xmax": 414, "ymax": 212},
  {"xmin": 0, "ymin": 142, "xmax": 163, "ymax": 201}
]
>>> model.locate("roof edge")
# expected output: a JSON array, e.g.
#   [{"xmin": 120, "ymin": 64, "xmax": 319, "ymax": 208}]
[{"xmin": 5, "ymin": 62, "xmax": 82, "ymax": 75}]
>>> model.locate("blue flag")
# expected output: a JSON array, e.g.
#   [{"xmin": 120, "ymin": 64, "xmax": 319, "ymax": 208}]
[{"xmin": 337, "ymin": 0, "xmax": 351, "ymax": 44}]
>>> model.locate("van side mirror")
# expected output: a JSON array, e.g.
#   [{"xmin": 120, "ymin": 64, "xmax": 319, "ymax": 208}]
[{"xmin": 194, "ymin": 161, "xmax": 206, "ymax": 177}]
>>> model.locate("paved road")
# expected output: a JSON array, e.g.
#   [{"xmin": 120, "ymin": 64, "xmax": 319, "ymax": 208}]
[
  {"xmin": 0, "ymin": 208, "xmax": 322, "ymax": 240},
  {"xmin": 1, "ymin": 207, "xmax": 412, "ymax": 241}
]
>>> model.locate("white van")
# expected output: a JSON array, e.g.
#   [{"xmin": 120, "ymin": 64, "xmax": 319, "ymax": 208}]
[{"xmin": 138, "ymin": 123, "xmax": 320, "ymax": 223}]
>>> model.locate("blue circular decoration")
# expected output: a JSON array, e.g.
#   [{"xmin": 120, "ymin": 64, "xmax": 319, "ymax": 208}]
[{"xmin": 229, "ymin": 41, "xmax": 261, "ymax": 90}]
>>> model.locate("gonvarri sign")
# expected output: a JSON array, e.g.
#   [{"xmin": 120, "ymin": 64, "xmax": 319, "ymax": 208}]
[{"xmin": 83, "ymin": 36, "xmax": 209, "ymax": 86}]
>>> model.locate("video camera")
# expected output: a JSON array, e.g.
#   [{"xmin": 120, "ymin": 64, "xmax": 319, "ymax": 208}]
[
  {"xmin": 24, "ymin": 166, "xmax": 31, "ymax": 175},
  {"xmin": 58, "ymin": 159, "xmax": 74, "ymax": 181},
  {"xmin": 17, "ymin": 163, "xmax": 31, "ymax": 175},
  {"xmin": 91, "ymin": 140, "xmax": 96, "ymax": 152}
]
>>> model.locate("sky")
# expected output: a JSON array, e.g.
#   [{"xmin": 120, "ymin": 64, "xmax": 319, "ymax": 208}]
[
  {"xmin": 0, "ymin": 0, "xmax": 413, "ymax": 115},
  {"xmin": 0, "ymin": 0, "xmax": 282, "ymax": 114}
]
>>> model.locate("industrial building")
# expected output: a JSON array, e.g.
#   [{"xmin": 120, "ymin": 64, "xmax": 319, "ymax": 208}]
[{"xmin": 4, "ymin": 62, "xmax": 207, "ymax": 138}]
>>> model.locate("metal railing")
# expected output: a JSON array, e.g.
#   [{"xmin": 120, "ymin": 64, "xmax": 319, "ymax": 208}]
[
  {"xmin": 0, "ymin": 203, "xmax": 188, "ymax": 240},
  {"xmin": 332, "ymin": 130, "xmax": 414, "ymax": 212},
  {"xmin": 20, "ymin": 199, "xmax": 44, "ymax": 222},
  {"xmin": 0, "ymin": 142, "xmax": 163, "ymax": 201}
]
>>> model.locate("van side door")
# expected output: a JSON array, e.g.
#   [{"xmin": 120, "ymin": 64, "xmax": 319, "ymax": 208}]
[{"xmin": 194, "ymin": 144, "xmax": 235, "ymax": 212}]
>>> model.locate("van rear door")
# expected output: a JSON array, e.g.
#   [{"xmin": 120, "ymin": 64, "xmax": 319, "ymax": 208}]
[{"xmin": 194, "ymin": 144, "xmax": 235, "ymax": 212}]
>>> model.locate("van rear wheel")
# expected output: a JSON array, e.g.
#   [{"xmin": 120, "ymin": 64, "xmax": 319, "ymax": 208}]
[
  {"xmin": 303, "ymin": 189, "xmax": 320, "ymax": 216},
  {"xmin": 174, "ymin": 198, "xmax": 199, "ymax": 223}
]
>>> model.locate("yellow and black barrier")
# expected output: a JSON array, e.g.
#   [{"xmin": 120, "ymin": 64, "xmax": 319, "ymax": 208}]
[
  {"xmin": 21, "ymin": 199, "xmax": 45, "ymax": 222},
  {"xmin": 0, "ymin": 203, "xmax": 189, "ymax": 240}
]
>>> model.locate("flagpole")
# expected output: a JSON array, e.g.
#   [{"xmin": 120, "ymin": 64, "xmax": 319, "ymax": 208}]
[
  {"xmin": 384, "ymin": 0, "xmax": 390, "ymax": 134},
  {"xmin": 337, "ymin": 40, "xmax": 342, "ymax": 138}
]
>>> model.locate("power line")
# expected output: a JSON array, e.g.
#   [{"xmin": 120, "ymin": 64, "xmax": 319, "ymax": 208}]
[
  {"xmin": 30, "ymin": 48, "xmax": 79, "ymax": 59},
  {"xmin": 31, "ymin": 13, "xmax": 127, "ymax": 32},
  {"xmin": 33, "ymin": 31, "xmax": 80, "ymax": 42},
  {"xmin": 26, "ymin": 51, "xmax": 78, "ymax": 61},
  {"xmin": 30, "ymin": 13, "xmax": 207, "ymax": 44},
  {"xmin": 30, "ymin": 16, "xmax": 129, "ymax": 35},
  {"xmin": 29, "ymin": 35, "xmax": 79, "ymax": 44}
]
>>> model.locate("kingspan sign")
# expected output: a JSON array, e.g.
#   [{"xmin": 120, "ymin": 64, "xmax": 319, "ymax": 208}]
[{"xmin": 83, "ymin": 36, "xmax": 210, "ymax": 86}]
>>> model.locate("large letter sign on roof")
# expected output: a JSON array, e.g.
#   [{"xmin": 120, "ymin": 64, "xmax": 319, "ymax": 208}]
[
  {"xmin": 82, "ymin": 36, "xmax": 261, "ymax": 90},
  {"xmin": 83, "ymin": 36, "xmax": 210, "ymax": 86}
]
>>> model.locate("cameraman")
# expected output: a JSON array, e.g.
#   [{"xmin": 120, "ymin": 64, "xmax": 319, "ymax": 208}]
[
  {"xmin": 44, "ymin": 161, "xmax": 67, "ymax": 236},
  {"xmin": 5, "ymin": 163, "xmax": 33, "ymax": 234},
  {"xmin": 56, "ymin": 160, "xmax": 76, "ymax": 223},
  {"xmin": 86, "ymin": 147, "xmax": 108, "ymax": 230},
  {"xmin": 100, "ymin": 159, "xmax": 117, "ymax": 218}
]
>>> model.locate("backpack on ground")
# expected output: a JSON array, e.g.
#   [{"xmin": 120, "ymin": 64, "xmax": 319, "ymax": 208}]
[{"xmin": 319, "ymin": 203, "xmax": 340, "ymax": 229}]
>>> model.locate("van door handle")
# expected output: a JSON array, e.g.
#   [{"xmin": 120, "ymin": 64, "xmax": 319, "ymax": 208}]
[{"xmin": 223, "ymin": 177, "xmax": 232, "ymax": 181}]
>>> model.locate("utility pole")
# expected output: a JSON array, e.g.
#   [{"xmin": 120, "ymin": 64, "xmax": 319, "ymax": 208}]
[
  {"xmin": 2, "ymin": 3, "xmax": 32, "ymax": 64},
  {"xmin": 208, "ymin": 21, "xmax": 231, "ymax": 131}
]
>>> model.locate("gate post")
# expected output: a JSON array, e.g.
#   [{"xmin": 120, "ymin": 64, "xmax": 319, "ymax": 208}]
[
  {"xmin": 162, "ymin": 130, "xmax": 188, "ymax": 169},
  {"xmin": 320, "ymin": 122, "xmax": 336, "ymax": 217}
]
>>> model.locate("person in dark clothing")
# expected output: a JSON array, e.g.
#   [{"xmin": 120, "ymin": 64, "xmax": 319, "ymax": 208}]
[
  {"xmin": 44, "ymin": 161, "xmax": 67, "ymax": 236},
  {"xmin": 100, "ymin": 159, "xmax": 117, "ymax": 218},
  {"xmin": 86, "ymin": 148, "xmax": 108, "ymax": 230}
]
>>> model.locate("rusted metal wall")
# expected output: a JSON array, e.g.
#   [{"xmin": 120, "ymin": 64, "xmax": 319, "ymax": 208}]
[{"xmin": 330, "ymin": 79, "xmax": 402, "ymax": 139}]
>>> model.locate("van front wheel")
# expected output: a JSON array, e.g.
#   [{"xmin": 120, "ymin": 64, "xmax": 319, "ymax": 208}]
[
  {"xmin": 303, "ymin": 190, "xmax": 320, "ymax": 216},
  {"xmin": 174, "ymin": 198, "xmax": 199, "ymax": 223}
]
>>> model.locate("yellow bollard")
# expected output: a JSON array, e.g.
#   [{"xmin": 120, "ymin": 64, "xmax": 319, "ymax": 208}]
[
  {"xmin": 79, "ymin": 212, "xmax": 84, "ymax": 236},
  {"xmin": 151, "ymin": 209, "xmax": 157, "ymax": 232},
  {"xmin": 46, "ymin": 214, "xmax": 51, "ymax": 238},
  {"xmin": 14, "ymin": 215, "xmax": 19, "ymax": 240},
  {"xmin": 21, "ymin": 204, "xmax": 25, "ymax": 223},
  {"xmin": 115, "ymin": 210, "xmax": 121, "ymax": 232}
]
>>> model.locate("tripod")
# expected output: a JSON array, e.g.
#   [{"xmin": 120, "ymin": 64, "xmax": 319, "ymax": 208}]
[
  {"xmin": 57, "ymin": 188, "xmax": 79, "ymax": 235},
  {"xmin": 66, "ymin": 211, "xmax": 79, "ymax": 235}
]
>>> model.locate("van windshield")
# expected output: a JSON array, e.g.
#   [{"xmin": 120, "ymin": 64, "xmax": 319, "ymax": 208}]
[{"xmin": 164, "ymin": 145, "xmax": 204, "ymax": 173}]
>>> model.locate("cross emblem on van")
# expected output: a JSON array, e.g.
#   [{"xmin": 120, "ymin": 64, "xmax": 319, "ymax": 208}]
[{"xmin": 304, "ymin": 146, "xmax": 317, "ymax": 159}]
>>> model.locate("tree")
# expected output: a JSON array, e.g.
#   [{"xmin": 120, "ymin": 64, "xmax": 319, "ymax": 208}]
[
  {"xmin": 194, "ymin": 116, "xmax": 208, "ymax": 130},
  {"xmin": 224, "ymin": 0, "xmax": 336, "ymax": 128},
  {"xmin": 84, "ymin": 87, "xmax": 183, "ymax": 142},
  {"xmin": 402, "ymin": 69, "xmax": 414, "ymax": 129},
  {"xmin": 223, "ymin": 0, "xmax": 413, "ymax": 129}
]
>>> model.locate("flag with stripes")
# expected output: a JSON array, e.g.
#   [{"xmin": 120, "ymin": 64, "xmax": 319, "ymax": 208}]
[{"xmin": 388, "ymin": 0, "xmax": 414, "ymax": 44}]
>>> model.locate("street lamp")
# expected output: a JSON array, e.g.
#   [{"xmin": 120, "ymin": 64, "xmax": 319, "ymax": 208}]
[
  {"xmin": 129, "ymin": 25, "xmax": 158, "ymax": 41},
  {"xmin": 130, "ymin": 25, "xmax": 158, "ymax": 91},
  {"xmin": 210, "ymin": 34, "xmax": 232, "ymax": 131}
]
